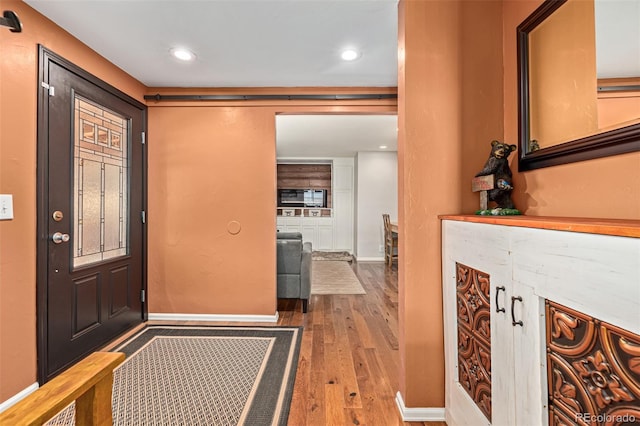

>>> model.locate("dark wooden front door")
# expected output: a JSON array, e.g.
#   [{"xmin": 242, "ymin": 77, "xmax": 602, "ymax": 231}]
[{"xmin": 37, "ymin": 47, "xmax": 147, "ymax": 383}]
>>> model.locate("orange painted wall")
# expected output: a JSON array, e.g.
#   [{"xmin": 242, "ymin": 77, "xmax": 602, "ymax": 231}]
[
  {"xmin": 598, "ymin": 91, "xmax": 640, "ymax": 130},
  {"xmin": 146, "ymin": 99, "xmax": 396, "ymax": 316},
  {"xmin": 460, "ymin": 1, "xmax": 506, "ymax": 214},
  {"xmin": 0, "ymin": 0, "xmax": 145, "ymax": 401},
  {"xmin": 398, "ymin": 0, "xmax": 456, "ymax": 406},
  {"xmin": 397, "ymin": 0, "xmax": 505, "ymax": 408},
  {"xmin": 147, "ymin": 106, "xmax": 278, "ymax": 315},
  {"xmin": 505, "ymin": 0, "xmax": 640, "ymax": 220}
]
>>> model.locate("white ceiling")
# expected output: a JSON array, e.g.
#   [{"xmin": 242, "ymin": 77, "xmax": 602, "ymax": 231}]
[
  {"xmin": 24, "ymin": 0, "xmax": 399, "ymax": 88},
  {"xmin": 25, "ymin": 0, "xmax": 637, "ymax": 86},
  {"xmin": 23, "ymin": 0, "xmax": 400, "ymax": 157},
  {"xmin": 276, "ymin": 114, "xmax": 397, "ymax": 158},
  {"xmin": 595, "ymin": 0, "xmax": 640, "ymax": 79}
]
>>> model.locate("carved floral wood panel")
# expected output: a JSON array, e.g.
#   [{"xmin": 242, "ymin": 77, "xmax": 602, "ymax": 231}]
[
  {"xmin": 546, "ymin": 301, "xmax": 640, "ymax": 425},
  {"xmin": 456, "ymin": 262, "xmax": 492, "ymax": 421}
]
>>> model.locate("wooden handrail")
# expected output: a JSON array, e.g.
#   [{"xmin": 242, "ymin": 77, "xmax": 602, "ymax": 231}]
[{"xmin": 0, "ymin": 352, "xmax": 125, "ymax": 426}]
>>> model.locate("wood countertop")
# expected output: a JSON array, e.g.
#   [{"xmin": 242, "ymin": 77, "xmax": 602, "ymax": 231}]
[{"xmin": 438, "ymin": 215, "xmax": 640, "ymax": 238}]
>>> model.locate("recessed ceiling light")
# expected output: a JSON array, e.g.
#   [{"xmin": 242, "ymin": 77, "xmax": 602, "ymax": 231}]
[
  {"xmin": 379, "ymin": 145, "xmax": 388, "ymax": 149},
  {"xmin": 170, "ymin": 48, "xmax": 196, "ymax": 62},
  {"xmin": 341, "ymin": 49, "xmax": 360, "ymax": 61}
]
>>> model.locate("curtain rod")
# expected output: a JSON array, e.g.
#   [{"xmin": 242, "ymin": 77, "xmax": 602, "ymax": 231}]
[
  {"xmin": 144, "ymin": 93, "xmax": 397, "ymax": 101},
  {"xmin": 597, "ymin": 85, "xmax": 640, "ymax": 93}
]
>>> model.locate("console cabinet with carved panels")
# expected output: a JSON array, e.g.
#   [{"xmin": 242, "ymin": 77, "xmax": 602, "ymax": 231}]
[{"xmin": 441, "ymin": 217, "xmax": 640, "ymax": 426}]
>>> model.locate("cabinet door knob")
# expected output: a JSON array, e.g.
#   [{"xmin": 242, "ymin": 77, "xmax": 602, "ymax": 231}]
[
  {"xmin": 495, "ymin": 286, "xmax": 506, "ymax": 313},
  {"xmin": 511, "ymin": 296, "xmax": 524, "ymax": 327}
]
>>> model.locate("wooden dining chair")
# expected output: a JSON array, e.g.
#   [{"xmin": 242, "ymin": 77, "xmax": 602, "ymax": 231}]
[{"xmin": 382, "ymin": 214, "xmax": 398, "ymax": 267}]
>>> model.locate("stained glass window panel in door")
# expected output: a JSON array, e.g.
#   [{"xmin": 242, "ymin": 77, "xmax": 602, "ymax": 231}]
[{"xmin": 73, "ymin": 96, "xmax": 128, "ymax": 267}]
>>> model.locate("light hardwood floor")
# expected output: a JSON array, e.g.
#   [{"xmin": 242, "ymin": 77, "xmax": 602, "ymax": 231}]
[
  {"xmin": 280, "ymin": 261, "xmax": 445, "ymax": 426},
  {"xmin": 108, "ymin": 261, "xmax": 446, "ymax": 426}
]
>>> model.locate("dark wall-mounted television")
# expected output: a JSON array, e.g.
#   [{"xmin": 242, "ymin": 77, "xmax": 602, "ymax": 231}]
[{"xmin": 278, "ymin": 189, "xmax": 327, "ymax": 207}]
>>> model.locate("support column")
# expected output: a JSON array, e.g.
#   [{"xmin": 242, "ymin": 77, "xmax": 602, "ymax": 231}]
[{"xmin": 397, "ymin": 0, "xmax": 463, "ymax": 410}]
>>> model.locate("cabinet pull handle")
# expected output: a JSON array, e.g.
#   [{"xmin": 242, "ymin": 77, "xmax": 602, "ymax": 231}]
[
  {"xmin": 511, "ymin": 296, "xmax": 523, "ymax": 327},
  {"xmin": 495, "ymin": 286, "xmax": 506, "ymax": 313}
]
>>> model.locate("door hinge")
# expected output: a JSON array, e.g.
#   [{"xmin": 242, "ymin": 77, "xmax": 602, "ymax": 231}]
[
  {"xmin": 141, "ymin": 289, "xmax": 146, "ymax": 303},
  {"xmin": 41, "ymin": 82, "xmax": 55, "ymax": 96},
  {"xmin": 141, "ymin": 131, "xmax": 145, "ymax": 144},
  {"xmin": 141, "ymin": 211, "xmax": 146, "ymax": 224}
]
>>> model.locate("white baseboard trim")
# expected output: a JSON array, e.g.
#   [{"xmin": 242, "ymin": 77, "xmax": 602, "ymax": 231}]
[
  {"xmin": 0, "ymin": 382, "xmax": 39, "ymax": 413},
  {"xmin": 353, "ymin": 256, "xmax": 385, "ymax": 262},
  {"xmin": 148, "ymin": 312, "xmax": 279, "ymax": 323},
  {"xmin": 395, "ymin": 391, "xmax": 446, "ymax": 422}
]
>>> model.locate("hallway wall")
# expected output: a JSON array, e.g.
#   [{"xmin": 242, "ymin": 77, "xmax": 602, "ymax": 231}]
[
  {"xmin": 354, "ymin": 151, "xmax": 398, "ymax": 260},
  {"xmin": 0, "ymin": 0, "xmax": 146, "ymax": 402},
  {"xmin": 505, "ymin": 0, "xmax": 640, "ymax": 219},
  {"xmin": 396, "ymin": 0, "xmax": 505, "ymax": 408},
  {"xmin": 146, "ymin": 98, "xmax": 395, "ymax": 316}
]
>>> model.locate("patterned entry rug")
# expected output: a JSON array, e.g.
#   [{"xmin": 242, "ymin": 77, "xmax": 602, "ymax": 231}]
[
  {"xmin": 311, "ymin": 260, "xmax": 366, "ymax": 295},
  {"xmin": 46, "ymin": 326, "xmax": 302, "ymax": 426}
]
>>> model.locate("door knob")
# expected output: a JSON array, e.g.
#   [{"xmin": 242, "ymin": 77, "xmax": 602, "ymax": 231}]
[{"xmin": 52, "ymin": 232, "xmax": 70, "ymax": 244}]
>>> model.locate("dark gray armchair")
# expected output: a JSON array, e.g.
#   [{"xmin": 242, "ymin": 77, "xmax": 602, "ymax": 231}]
[{"xmin": 276, "ymin": 232, "xmax": 311, "ymax": 313}]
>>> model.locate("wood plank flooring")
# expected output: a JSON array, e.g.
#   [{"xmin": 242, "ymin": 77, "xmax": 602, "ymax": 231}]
[
  {"xmin": 279, "ymin": 261, "xmax": 445, "ymax": 426},
  {"xmin": 105, "ymin": 261, "xmax": 447, "ymax": 425}
]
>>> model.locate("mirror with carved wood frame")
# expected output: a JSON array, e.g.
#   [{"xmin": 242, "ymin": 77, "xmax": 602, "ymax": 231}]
[{"xmin": 517, "ymin": 0, "xmax": 640, "ymax": 171}]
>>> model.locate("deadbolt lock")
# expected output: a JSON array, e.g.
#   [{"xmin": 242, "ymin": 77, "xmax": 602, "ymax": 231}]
[{"xmin": 52, "ymin": 210, "xmax": 64, "ymax": 222}]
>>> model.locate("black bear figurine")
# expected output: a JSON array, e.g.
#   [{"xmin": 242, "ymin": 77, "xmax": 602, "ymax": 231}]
[{"xmin": 475, "ymin": 140, "xmax": 517, "ymax": 210}]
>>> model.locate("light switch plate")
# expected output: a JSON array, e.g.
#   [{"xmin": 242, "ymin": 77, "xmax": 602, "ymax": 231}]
[{"xmin": 0, "ymin": 194, "xmax": 14, "ymax": 220}]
